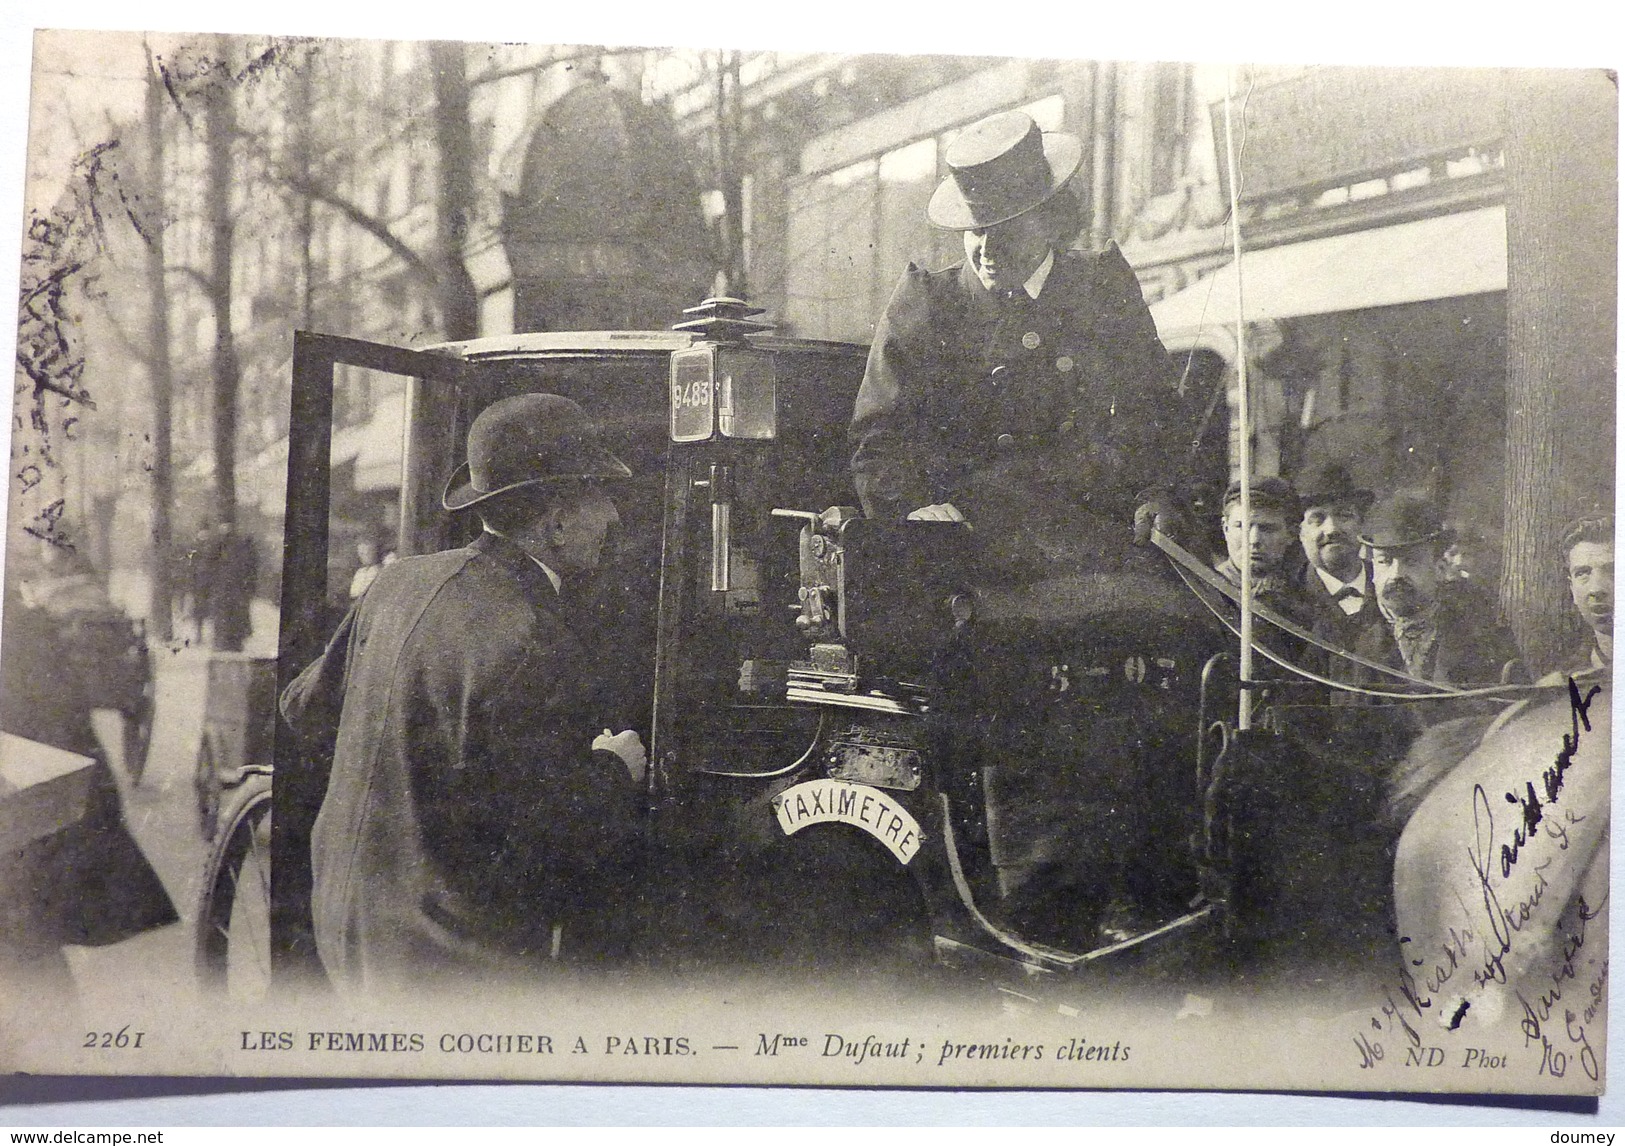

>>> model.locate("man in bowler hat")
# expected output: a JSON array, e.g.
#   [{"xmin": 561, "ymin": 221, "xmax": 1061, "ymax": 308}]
[
  {"xmin": 1352, "ymin": 492, "xmax": 1526, "ymax": 698},
  {"xmin": 282, "ymin": 393, "xmax": 647, "ymax": 994},
  {"xmin": 1294, "ymin": 463, "xmax": 1381, "ymax": 646},
  {"xmin": 849, "ymin": 110, "xmax": 1185, "ymax": 544}
]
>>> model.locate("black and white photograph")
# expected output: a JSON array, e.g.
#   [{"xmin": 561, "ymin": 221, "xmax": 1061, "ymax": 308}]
[{"xmin": 0, "ymin": 14, "xmax": 1616, "ymax": 1105}]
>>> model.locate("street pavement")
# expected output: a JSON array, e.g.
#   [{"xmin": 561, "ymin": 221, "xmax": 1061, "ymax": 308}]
[{"xmin": 63, "ymin": 600, "xmax": 280, "ymax": 1013}]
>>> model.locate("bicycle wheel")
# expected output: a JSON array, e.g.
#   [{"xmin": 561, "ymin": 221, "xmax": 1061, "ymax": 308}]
[{"xmin": 194, "ymin": 787, "xmax": 272, "ymax": 999}]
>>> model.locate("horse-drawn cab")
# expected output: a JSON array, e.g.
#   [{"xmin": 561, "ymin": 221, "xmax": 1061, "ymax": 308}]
[{"xmin": 202, "ymin": 297, "xmax": 1308, "ymax": 995}]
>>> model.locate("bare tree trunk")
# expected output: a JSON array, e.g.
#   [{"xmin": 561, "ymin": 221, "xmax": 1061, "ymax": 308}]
[
  {"xmin": 713, "ymin": 50, "xmax": 747, "ymax": 298},
  {"xmin": 204, "ymin": 37, "xmax": 247, "ymax": 650},
  {"xmin": 143, "ymin": 46, "xmax": 176, "ymax": 643},
  {"xmin": 291, "ymin": 49, "xmax": 316, "ymax": 329},
  {"xmin": 429, "ymin": 40, "xmax": 479, "ymax": 341},
  {"xmin": 1501, "ymin": 68, "xmax": 1617, "ymax": 673}
]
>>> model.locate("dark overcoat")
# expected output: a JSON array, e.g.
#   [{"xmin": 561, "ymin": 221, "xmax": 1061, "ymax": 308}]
[
  {"xmin": 1334, "ymin": 580, "xmax": 1529, "ymax": 743},
  {"xmin": 845, "ymin": 248, "xmax": 1206, "ymax": 945},
  {"xmin": 281, "ymin": 532, "xmax": 642, "ymax": 993},
  {"xmin": 849, "ymin": 244, "xmax": 1182, "ymax": 528},
  {"xmin": 1350, "ymin": 581, "xmax": 1527, "ymax": 689}
]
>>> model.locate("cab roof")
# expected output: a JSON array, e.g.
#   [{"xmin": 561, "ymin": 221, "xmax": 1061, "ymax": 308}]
[{"xmin": 428, "ymin": 330, "xmax": 866, "ymax": 362}]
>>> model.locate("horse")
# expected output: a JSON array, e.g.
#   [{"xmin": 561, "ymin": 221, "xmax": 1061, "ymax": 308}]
[{"xmin": 1392, "ymin": 673, "xmax": 1610, "ymax": 1040}]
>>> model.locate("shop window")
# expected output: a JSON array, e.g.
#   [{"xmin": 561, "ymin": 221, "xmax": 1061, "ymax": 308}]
[{"xmin": 784, "ymin": 158, "xmax": 878, "ymax": 342}]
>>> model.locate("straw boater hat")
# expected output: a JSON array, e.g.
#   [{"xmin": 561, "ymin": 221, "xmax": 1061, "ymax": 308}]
[
  {"xmin": 926, "ymin": 111, "xmax": 1084, "ymax": 231},
  {"xmin": 442, "ymin": 393, "xmax": 630, "ymax": 513},
  {"xmin": 1359, "ymin": 493, "xmax": 1453, "ymax": 552}
]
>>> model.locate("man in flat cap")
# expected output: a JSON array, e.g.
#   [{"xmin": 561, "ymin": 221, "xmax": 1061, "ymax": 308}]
[
  {"xmin": 1206, "ymin": 475, "xmax": 1325, "ymax": 681},
  {"xmin": 1215, "ymin": 477, "xmax": 1316, "ymax": 623},
  {"xmin": 282, "ymin": 393, "xmax": 647, "ymax": 994},
  {"xmin": 1351, "ymin": 492, "xmax": 1526, "ymax": 699},
  {"xmin": 849, "ymin": 110, "xmax": 1187, "ymax": 552}
]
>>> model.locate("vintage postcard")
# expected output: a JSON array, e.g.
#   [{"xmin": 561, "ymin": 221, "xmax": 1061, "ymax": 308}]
[{"xmin": 0, "ymin": 25, "xmax": 1615, "ymax": 1099}]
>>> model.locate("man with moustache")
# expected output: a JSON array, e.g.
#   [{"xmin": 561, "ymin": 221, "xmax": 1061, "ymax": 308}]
[
  {"xmin": 1293, "ymin": 463, "xmax": 1382, "ymax": 650},
  {"xmin": 1351, "ymin": 493, "xmax": 1526, "ymax": 702}
]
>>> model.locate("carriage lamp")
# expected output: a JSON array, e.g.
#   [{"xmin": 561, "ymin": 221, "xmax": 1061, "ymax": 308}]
[
  {"xmin": 668, "ymin": 297, "xmax": 778, "ymax": 443},
  {"xmin": 671, "ymin": 298, "xmax": 778, "ymax": 593}
]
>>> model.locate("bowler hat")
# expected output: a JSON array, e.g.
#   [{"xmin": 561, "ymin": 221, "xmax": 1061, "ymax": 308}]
[
  {"xmin": 1296, "ymin": 462, "xmax": 1374, "ymax": 513},
  {"xmin": 1222, "ymin": 476, "xmax": 1300, "ymax": 520},
  {"xmin": 1360, "ymin": 493, "xmax": 1452, "ymax": 552},
  {"xmin": 442, "ymin": 393, "xmax": 631, "ymax": 513},
  {"xmin": 927, "ymin": 111, "xmax": 1084, "ymax": 231}
]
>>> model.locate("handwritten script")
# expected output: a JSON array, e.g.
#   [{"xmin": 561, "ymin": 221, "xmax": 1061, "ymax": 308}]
[{"xmin": 1353, "ymin": 677, "xmax": 1602, "ymax": 1069}]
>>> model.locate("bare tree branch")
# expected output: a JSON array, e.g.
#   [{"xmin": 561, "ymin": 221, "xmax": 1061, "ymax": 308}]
[
  {"xmin": 272, "ymin": 168, "xmax": 440, "ymax": 288},
  {"xmin": 88, "ymin": 291, "xmax": 159, "ymax": 372},
  {"xmin": 170, "ymin": 263, "xmax": 214, "ymax": 292}
]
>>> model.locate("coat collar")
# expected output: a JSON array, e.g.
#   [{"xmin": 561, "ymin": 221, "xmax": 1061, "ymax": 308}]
[
  {"xmin": 471, "ymin": 531, "xmax": 562, "ymax": 603},
  {"xmin": 956, "ymin": 247, "xmax": 1091, "ymax": 319}
]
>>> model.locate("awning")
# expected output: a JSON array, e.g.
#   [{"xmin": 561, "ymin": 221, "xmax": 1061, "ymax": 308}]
[{"xmin": 1150, "ymin": 205, "xmax": 1507, "ymax": 340}]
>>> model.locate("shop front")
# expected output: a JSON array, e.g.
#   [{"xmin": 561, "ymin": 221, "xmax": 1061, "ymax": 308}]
[{"xmin": 1150, "ymin": 203, "xmax": 1510, "ymax": 575}]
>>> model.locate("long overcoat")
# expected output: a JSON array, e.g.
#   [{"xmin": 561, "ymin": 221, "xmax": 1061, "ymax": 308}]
[{"xmin": 281, "ymin": 532, "xmax": 641, "ymax": 993}]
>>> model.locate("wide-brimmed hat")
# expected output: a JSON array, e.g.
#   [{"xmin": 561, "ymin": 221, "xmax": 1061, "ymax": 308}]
[
  {"xmin": 1296, "ymin": 462, "xmax": 1375, "ymax": 513},
  {"xmin": 1360, "ymin": 493, "xmax": 1452, "ymax": 552},
  {"xmin": 927, "ymin": 111, "xmax": 1083, "ymax": 231},
  {"xmin": 1222, "ymin": 476, "xmax": 1300, "ymax": 520},
  {"xmin": 442, "ymin": 393, "xmax": 631, "ymax": 513}
]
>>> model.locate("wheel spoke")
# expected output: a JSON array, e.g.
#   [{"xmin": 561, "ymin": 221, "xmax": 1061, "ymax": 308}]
[{"xmin": 198, "ymin": 794, "xmax": 274, "ymax": 1002}]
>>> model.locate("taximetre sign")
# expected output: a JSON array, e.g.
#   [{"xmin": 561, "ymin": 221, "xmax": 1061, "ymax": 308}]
[{"xmin": 772, "ymin": 779, "xmax": 922, "ymax": 864}]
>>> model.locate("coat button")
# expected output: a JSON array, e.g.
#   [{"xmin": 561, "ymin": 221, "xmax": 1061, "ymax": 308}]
[
  {"xmin": 1055, "ymin": 355, "xmax": 1074, "ymax": 372},
  {"xmin": 1021, "ymin": 331, "xmax": 1041, "ymax": 350},
  {"xmin": 996, "ymin": 433, "xmax": 1016, "ymax": 449}
]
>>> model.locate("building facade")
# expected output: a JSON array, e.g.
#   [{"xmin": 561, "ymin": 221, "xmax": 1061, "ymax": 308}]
[
  {"xmin": 638, "ymin": 57, "xmax": 1518, "ymax": 577},
  {"xmin": 29, "ymin": 42, "xmax": 1604, "ymax": 648}
]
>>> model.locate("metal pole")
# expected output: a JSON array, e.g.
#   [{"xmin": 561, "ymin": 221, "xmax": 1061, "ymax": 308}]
[{"xmin": 1223, "ymin": 68, "xmax": 1254, "ymax": 730}]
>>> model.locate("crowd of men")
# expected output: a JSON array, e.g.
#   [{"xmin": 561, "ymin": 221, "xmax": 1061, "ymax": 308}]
[{"xmin": 1205, "ymin": 465, "xmax": 1577, "ymax": 698}]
